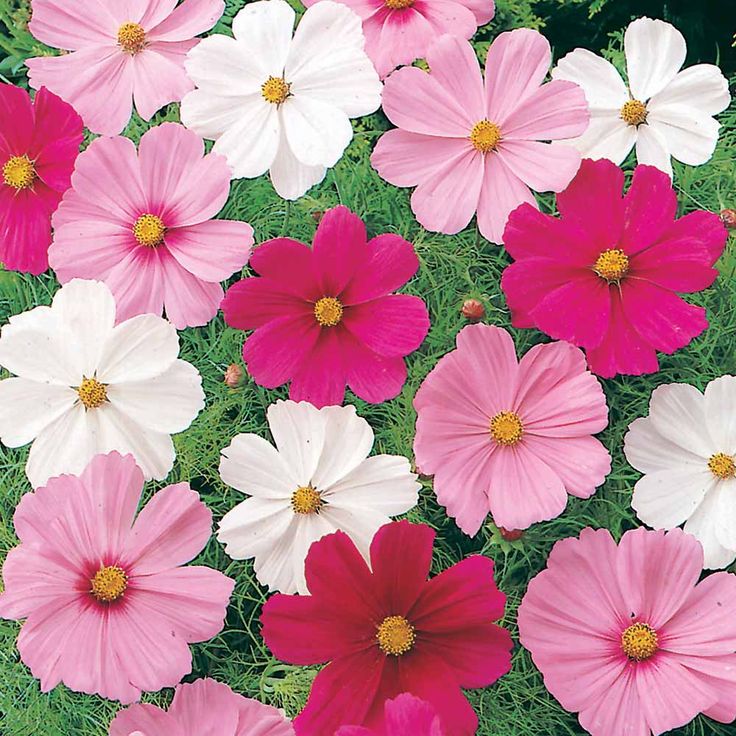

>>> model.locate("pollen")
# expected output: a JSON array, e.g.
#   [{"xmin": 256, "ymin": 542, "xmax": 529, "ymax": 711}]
[
  {"xmin": 376, "ymin": 615, "xmax": 415, "ymax": 656},
  {"xmin": 291, "ymin": 485, "xmax": 323, "ymax": 514},
  {"xmin": 117, "ymin": 22, "xmax": 146, "ymax": 54},
  {"xmin": 621, "ymin": 622, "xmax": 658, "ymax": 661},
  {"xmin": 385, "ymin": 0, "xmax": 414, "ymax": 8},
  {"xmin": 133, "ymin": 214, "xmax": 166, "ymax": 247},
  {"xmin": 470, "ymin": 120, "xmax": 502, "ymax": 153},
  {"xmin": 709, "ymin": 452, "xmax": 736, "ymax": 480},
  {"xmin": 90, "ymin": 565, "xmax": 128, "ymax": 603},
  {"xmin": 314, "ymin": 297, "xmax": 344, "ymax": 327},
  {"xmin": 594, "ymin": 248, "xmax": 629, "ymax": 282},
  {"xmin": 3, "ymin": 155, "xmax": 35, "ymax": 191},
  {"xmin": 261, "ymin": 76, "xmax": 291, "ymax": 105},
  {"xmin": 620, "ymin": 99, "xmax": 648, "ymax": 126},
  {"xmin": 77, "ymin": 377, "xmax": 108, "ymax": 409},
  {"xmin": 490, "ymin": 411, "xmax": 524, "ymax": 446}
]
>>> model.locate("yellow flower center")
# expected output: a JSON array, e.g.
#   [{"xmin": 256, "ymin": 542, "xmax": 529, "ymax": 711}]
[
  {"xmin": 621, "ymin": 622, "xmax": 658, "ymax": 661},
  {"xmin": 117, "ymin": 22, "xmax": 146, "ymax": 54},
  {"xmin": 709, "ymin": 453, "xmax": 736, "ymax": 480},
  {"xmin": 314, "ymin": 297, "xmax": 344, "ymax": 327},
  {"xmin": 376, "ymin": 615, "xmax": 415, "ymax": 656},
  {"xmin": 291, "ymin": 485, "xmax": 323, "ymax": 514},
  {"xmin": 620, "ymin": 99, "xmax": 648, "ymax": 126},
  {"xmin": 594, "ymin": 249, "xmax": 629, "ymax": 282},
  {"xmin": 470, "ymin": 120, "xmax": 502, "ymax": 153},
  {"xmin": 3, "ymin": 155, "xmax": 35, "ymax": 191},
  {"xmin": 490, "ymin": 411, "xmax": 524, "ymax": 446},
  {"xmin": 77, "ymin": 377, "xmax": 107, "ymax": 409},
  {"xmin": 385, "ymin": 0, "xmax": 414, "ymax": 8},
  {"xmin": 90, "ymin": 565, "xmax": 128, "ymax": 603},
  {"xmin": 261, "ymin": 76, "xmax": 291, "ymax": 105},
  {"xmin": 133, "ymin": 214, "xmax": 166, "ymax": 247}
]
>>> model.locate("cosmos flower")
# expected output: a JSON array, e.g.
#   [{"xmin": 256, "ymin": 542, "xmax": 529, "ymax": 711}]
[
  {"xmin": 0, "ymin": 279, "xmax": 205, "ymax": 487},
  {"xmin": 49, "ymin": 123, "xmax": 254, "ymax": 329},
  {"xmin": 0, "ymin": 452, "xmax": 234, "ymax": 703},
  {"xmin": 336, "ymin": 693, "xmax": 445, "ymax": 736},
  {"xmin": 552, "ymin": 17, "xmax": 731, "ymax": 177},
  {"xmin": 218, "ymin": 400, "xmax": 419, "ymax": 594},
  {"xmin": 26, "ymin": 0, "xmax": 225, "ymax": 135}
]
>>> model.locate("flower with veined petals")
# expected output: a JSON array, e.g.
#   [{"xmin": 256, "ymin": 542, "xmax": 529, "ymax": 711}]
[
  {"xmin": 26, "ymin": 0, "xmax": 225, "ymax": 136},
  {"xmin": 261, "ymin": 520, "xmax": 512, "ymax": 736},
  {"xmin": 625, "ymin": 377, "xmax": 736, "ymax": 570},
  {"xmin": 181, "ymin": 0, "xmax": 382, "ymax": 200},
  {"xmin": 48, "ymin": 123, "xmax": 254, "ymax": 329},
  {"xmin": 221, "ymin": 206, "xmax": 430, "ymax": 408},
  {"xmin": 552, "ymin": 17, "xmax": 731, "ymax": 178},
  {"xmin": 301, "ymin": 0, "xmax": 494, "ymax": 79},
  {"xmin": 218, "ymin": 400, "xmax": 419, "ymax": 594},
  {"xmin": 336, "ymin": 693, "xmax": 445, "ymax": 736},
  {"xmin": 0, "ymin": 452, "xmax": 234, "ymax": 703},
  {"xmin": 0, "ymin": 279, "xmax": 205, "ymax": 487},
  {"xmin": 414, "ymin": 324, "xmax": 610, "ymax": 534},
  {"xmin": 501, "ymin": 158, "xmax": 727, "ymax": 378},
  {"xmin": 0, "ymin": 84, "xmax": 82, "ymax": 274},
  {"xmin": 518, "ymin": 527, "xmax": 736, "ymax": 736},
  {"xmin": 109, "ymin": 678, "xmax": 294, "ymax": 735},
  {"xmin": 371, "ymin": 32, "xmax": 589, "ymax": 244}
]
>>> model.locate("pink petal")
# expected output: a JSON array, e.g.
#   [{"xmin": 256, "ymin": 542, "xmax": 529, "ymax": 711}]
[
  {"xmin": 248, "ymin": 237, "xmax": 321, "ymax": 300},
  {"xmin": 577, "ymin": 668, "xmax": 648, "ymax": 736},
  {"xmin": 132, "ymin": 45, "xmax": 195, "ymax": 121},
  {"xmin": 288, "ymin": 328, "xmax": 348, "ymax": 407},
  {"xmin": 369, "ymin": 9, "xmax": 434, "ymax": 81},
  {"xmin": 28, "ymin": 0, "xmax": 118, "ymax": 50},
  {"xmin": 342, "ymin": 333, "xmax": 408, "ymax": 405},
  {"xmin": 693, "ymin": 654, "xmax": 736, "ymax": 724},
  {"xmin": 109, "ymin": 703, "xmax": 179, "ymax": 736},
  {"xmin": 0, "ymin": 83, "xmax": 34, "ymax": 152},
  {"xmin": 660, "ymin": 210, "xmax": 728, "ymax": 262},
  {"xmin": 148, "ymin": 0, "xmax": 224, "ymax": 42},
  {"xmin": 496, "ymin": 140, "xmax": 581, "ymax": 193},
  {"xmin": 221, "ymin": 278, "xmax": 312, "ymax": 331},
  {"xmin": 105, "ymin": 245, "xmax": 166, "ymax": 322},
  {"xmin": 416, "ymin": 0, "xmax": 478, "ymax": 42},
  {"xmin": 0, "ymin": 186, "xmax": 54, "ymax": 275},
  {"xmin": 313, "ymin": 206, "xmax": 366, "ymax": 296},
  {"xmin": 454, "ymin": 0, "xmax": 494, "ymax": 24},
  {"xmin": 630, "ymin": 238, "xmax": 719, "ymax": 293}
]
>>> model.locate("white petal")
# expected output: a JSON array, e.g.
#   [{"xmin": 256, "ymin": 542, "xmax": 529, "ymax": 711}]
[
  {"xmin": 563, "ymin": 112, "xmax": 636, "ymax": 165},
  {"xmin": 635, "ymin": 123, "xmax": 672, "ymax": 177},
  {"xmin": 551, "ymin": 48, "xmax": 629, "ymax": 108},
  {"xmin": 287, "ymin": 512, "xmax": 337, "ymax": 594},
  {"xmin": 625, "ymin": 17, "xmax": 686, "ymax": 101},
  {"xmin": 269, "ymin": 127, "xmax": 326, "ymax": 200},
  {"xmin": 219, "ymin": 433, "xmax": 296, "ymax": 498},
  {"xmin": 231, "ymin": 0, "xmax": 295, "ymax": 77},
  {"xmin": 704, "ymin": 376, "xmax": 736, "ymax": 455},
  {"xmin": 624, "ymin": 416, "xmax": 706, "ymax": 473},
  {"xmin": 181, "ymin": 89, "xmax": 259, "ymax": 142},
  {"xmin": 648, "ymin": 64, "xmax": 731, "ymax": 116},
  {"xmin": 646, "ymin": 106, "xmax": 720, "ymax": 167},
  {"xmin": 0, "ymin": 378, "xmax": 77, "ymax": 447},
  {"xmin": 716, "ymin": 478, "xmax": 736, "ymax": 550},
  {"xmin": 218, "ymin": 496, "xmax": 293, "ymax": 558},
  {"xmin": 267, "ymin": 400, "xmax": 327, "ymax": 486},
  {"xmin": 106, "ymin": 359, "xmax": 204, "ymax": 434},
  {"xmin": 311, "ymin": 405, "xmax": 373, "ymax": 490},
  {"xmin": 684, "ymin": 485, "xmax": 736, "ymax": 570},
  {"xmin": 324, "ymin": 455, "xmax": 420, "ymax": 516},
  {"xmin": 647, "ymin": 383, "xmax": 713, "ymax": 458},
  {"xmin": 320, "ymin": 504, "xmax": 391, "ymax": 559},
  {"xmin": 281, "ymin": 94, "xmax": 353, "ymax": 167},
  {"xmin": 96, "ymin": 314, "xmax": 179, "ymax": 384}
]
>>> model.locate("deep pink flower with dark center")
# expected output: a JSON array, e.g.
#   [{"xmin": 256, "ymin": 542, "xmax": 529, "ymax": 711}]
[
  {"xmin": 501, "ymin": 158, "xmax": 728, "ymax": 378},
  {"xmin": 0, "ymin": 84, "xmax": 82, "ymax": 274},
  {"xmin": 336, "ymin": 693, "xmax": 445, "ymax": 736},
  {"xmin": 221, "ymin": 206, "xmax": 430, "ymax": 408},
  {"xmin": 261, "ymin": 520, "xmax": 513, "ymax": 736}
]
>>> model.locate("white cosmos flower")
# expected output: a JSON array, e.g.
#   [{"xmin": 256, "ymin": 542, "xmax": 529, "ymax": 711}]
[
  {"xmin": 0, "ymin": 279, "xmax": 205, "ymax": 488},
  {"xmin": 625, "ymin": 377, "xmax": 736, "ymax": 570},
  {"xmin": 217, "ymin": 400, "xmax": 420, "ymax": 594},
  {"xmin": 551, "ymin": 17, "xmax": 730, "ymax": 178},
  {"xmin": 181, "ymin": 0, "xmax": 382, "ymax": 200}
]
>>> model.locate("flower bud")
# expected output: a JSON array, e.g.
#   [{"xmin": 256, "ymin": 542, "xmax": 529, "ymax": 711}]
[
  {"xmin": 224, "ymin": 363, "xmax": 244, "ymax": 388},
  {"xmin": 498, "ymin": 527, "xmax": 523, "ymax": 542},
  {"xmin": 461, "ymin": 298, "xmax": 485, "ymax": 321},
  {"xmin": 720, "ymin": 209, "xmax": 736, "ymax": 229}
]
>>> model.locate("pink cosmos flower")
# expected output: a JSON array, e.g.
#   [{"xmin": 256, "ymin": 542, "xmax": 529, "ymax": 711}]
[
  {"xmin": 48, "ymin": 123, "xmax": 254, "ymax": 329},
  {"xmin": 501, "ymin": 158, "xmax": 728, "ymax": 378},
  {"xmin": 336, "ymin": 693, "xmax": 445, "ymax": 736},
  {"xmin": 26, "ymin": 0, "xmax": 226, "ymax": 136},
  {"xmin": 221, "ymin": 205, "xmax": 430, "ymax": 408},
  {"xmin": 261, "ymin": 520, "xmax": 512, "ymax": 736},
  {"xmin": 0, "ymin": 84, "xmax": 82, "ymax": 274},
  {"xmin": 301, "ymin": 0, "xmax": 494, "ymax": 79},
  {"xmin": 109, "ymin": 678, "xmax": 294, "ymax": 736},
  {"xmin": 518, "ymin": 527, "xmax": 736, "ymax": 736},
  {"xmin": 413, "ymin": 324, "xmax": 610, "ymax": 534},
  {"xmin": 0, "ymin": 452, "xmax": 234, "ymax": 703},
  {"xmin": 371, "ymin": 32, "xmax": 589, "ymax": 244}
]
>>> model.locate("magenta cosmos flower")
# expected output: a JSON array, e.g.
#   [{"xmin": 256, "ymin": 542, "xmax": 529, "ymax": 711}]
[
  {"xmin": 48, "ymin": 123, "xmax": 254, "ymax": 329},
  {"xmin": 302, "ymin": 0, "xmax": 494, "ymax": 79},
  {"xmin": 261, "ymin": 520, "xmax": 512, "ymax": 736},
  {"xmin": 26, "ymin": 0, "xmax": 225, "ymax": 136},
  {"xmin": 336, "ymin": 694, "xmax": 445, "ymax": 736},
  {"xmin": 518, "ymin": 527, "xmax": 736, "ymax": 736},
  {"xmin": 371, "ymin": 32, "xmax": 589, "ymax": 244},
  {"xmin": 0, "ymin": 452, "xmax": 234, "ymax": 703},
  {"xmin": 502, "ymin": 158, "xmax": 728, "ymax": 378},
  {"xmin": 414, "ymin": 324, "xmax": 610, "ymax": 534},
  {"xmin": 0, "ymin": 84, "xmax": 82, "ymax": 274},
  {"xmin": 109, "ymin": 678, "xmax": 294, "ymax": 736},
  {"xmin": 222, "ymin": 206, "xmax": 430, "ymax": 407}
]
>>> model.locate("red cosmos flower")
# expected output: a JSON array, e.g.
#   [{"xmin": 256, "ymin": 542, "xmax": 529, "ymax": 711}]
[
  {"xmin": 261, "ymin": 520, "xmax": 512, "ymax": 736},
  {"xmin": 0, "ymin": 84, "xmax": 83, "ymax": 274},
  {"xmin": 501, "ymin": 159, "xmax": 728, "ymax": 378}
]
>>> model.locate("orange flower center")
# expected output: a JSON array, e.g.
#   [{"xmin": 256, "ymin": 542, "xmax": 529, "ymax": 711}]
[
  {"xmin": 594, "ymin": 249, "xmax": 629, "ymax": 282},
  {"xmin": 90, "ymin": 565, "xmax": 128, "ymax": 602},
  {"xmin": 620, "ymin": 99, "xmax": 648, "ymax": 126},
  {"xmin": 709, "ymin": 453, "xmax": 736, "ymax": 479},
  {"xmin": 376, "ymin": 615, "xmax": 415, "ymax": 655},
  {"xmin": 621, "ymin": 622, "xmax": 658, "ymax": 661},
  {"xmin": 291, "ymin": 485, "xmax": 323, "ymax": 514},
  {"xmin": 261, "ymin": 76, "xmax": 291, "ymax": 105},
  {"xmin": 385, "ymin": 0, "xmax": 414, "ymax": 8},
  {"xmin": 118, "ymin": 22, "xmax": 146, "ymax": 54},
  {"xmin": 3, "ymin": 155, "xmax": 35, "ymax": 190},
  {"xmin": 470, "ymin": 120, "xmax": 502, "ymax": 153},
  {"xmin": 77, "ymin": 377, "xmax": 108, "ymax": 409},
  {"xmin": 133, "ymin": 214, "xmax": 166, "ymax": 247},
  {"xmin": 314, "ymin": 297, "xmax": 344, "ymax": 327},
  {"xmin": 490, "ymin": 411, "xmax": 523, "ymax": 446}
]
